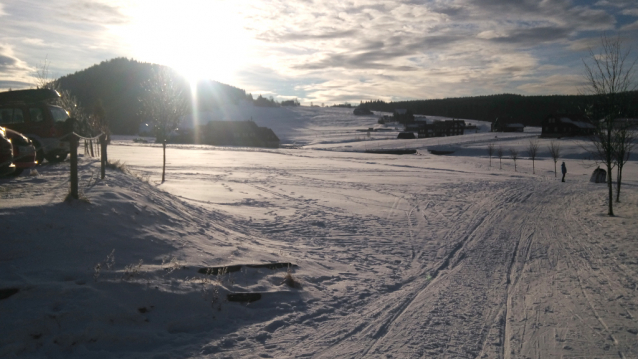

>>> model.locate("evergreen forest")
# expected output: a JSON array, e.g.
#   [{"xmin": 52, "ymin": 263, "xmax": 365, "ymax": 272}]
[{"xmin": 359, "ymin": 92, "xmax": 638, "ymax": 126}]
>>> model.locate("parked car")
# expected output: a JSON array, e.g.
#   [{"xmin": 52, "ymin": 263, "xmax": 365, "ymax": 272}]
[
  {"xmin": 0, "ymin": 89, "xmax": 72, "ymax": 164},
  {"xmin": 0, "ymin": 126, "xmax": 15, "ymax": 176},
  {"xmin": 5, "ymin": 128, "xmax": 37, "ymax": 176}
]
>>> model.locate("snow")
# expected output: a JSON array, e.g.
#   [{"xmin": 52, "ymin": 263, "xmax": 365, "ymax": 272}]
[{"xmin": 2, "ymin": 105, "xmax": 638, "ymax": 358}]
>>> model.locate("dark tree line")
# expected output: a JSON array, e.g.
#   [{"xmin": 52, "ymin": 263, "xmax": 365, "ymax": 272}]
[
  {"xmin": 359, "ymin": 92, "xmax": 638, "ymax": 126},
  {"xmin": 54, "ymin": 58, "xmax": 248, "ymax": 135},
  {"xmin": 253, "ymin": 94, "xmax": 279, "ymax": 107}
]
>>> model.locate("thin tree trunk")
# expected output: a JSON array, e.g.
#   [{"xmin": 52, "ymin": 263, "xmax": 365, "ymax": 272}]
[
  {"xmin": 607, "ymin": 166, "xmax": 614, "ymax": 216},
  {"xmin": 616, "ymin": 166, "xmax": 622, "ymax": 203},
  {"xmin": 162, "ymin": 141, "xmax": 166, "ymax": 183},
  {"xmin": 554, "ymin": 161, "xmax": 557, "ymax": 177},
  {"xmin": 532, "ymin": 159, "xmax": 535, "ymax": 174},
  {"xmin": 606, "ymin": 125, "xmax": 614, "ymax": 216}
]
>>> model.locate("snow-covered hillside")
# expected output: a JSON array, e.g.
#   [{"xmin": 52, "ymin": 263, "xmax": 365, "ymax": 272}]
[{"xmin": 1, "ymin": 105, "xmax": 637, "ymax": 358}]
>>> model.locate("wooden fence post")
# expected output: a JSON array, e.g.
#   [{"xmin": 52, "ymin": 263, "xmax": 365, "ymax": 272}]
[
  {"xmin": 100, "ymin": 134, "xmax": 107, "ymax": 179},
  {"xmin": 70, "ymin": 133, "xmax": 79, "ymax": 199}
]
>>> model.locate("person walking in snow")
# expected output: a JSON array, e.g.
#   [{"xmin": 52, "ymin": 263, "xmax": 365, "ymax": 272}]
[{"xmin": 561, "ymin": 162, "xmax": 567, "ymax": 182}]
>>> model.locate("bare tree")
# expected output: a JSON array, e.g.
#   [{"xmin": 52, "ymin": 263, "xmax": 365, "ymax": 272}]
[
  {"xmin": 509, "ymin": 148, "xmax": 519, "ymax": 172},
  {"xmin": 496, "ymin": 146, "xmax": 504, "ymax": 169},
  {"xmin": 34, "ymin": 57, "xmax": 53, "ymax": 89},
  {"xmin": 548, "ymin": 141, "xmax": 561, "ymax": 177},
  {"xmin": 526, "ymin": 140, "xmax": 539, "ymax": 174},
  {"xmin": 139, "ymin": 66, "xmax": 189, "ymax": 183},
  {"xmin": 35, "ymin": 58, "xmax": 90, "ymax": 125},
  {"xmin": 582, "ymin": 34, "xmax": 637, "ymax": 216},
  {"xmin": 486, "ymin": 143, "xmax": 495, "ymax": 167}
]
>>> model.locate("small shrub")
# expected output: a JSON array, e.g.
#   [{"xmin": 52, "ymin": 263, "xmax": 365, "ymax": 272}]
[
  {"xmin": 282, "ymin": 265, "xmax": 300, "ymax": 288},
  {"xmin": 93, "ymin": 249, "xmax": 115, "ymax": 282},
  {"xmin": 106, "ymin": 160, "xmax": 127, "ymax": 172},
  {"xmin": 162, "ymin": 256, "xmax": 182, "ymax": 275},
  {"xmin": 122, "ymin": 259, "xmax": 144, "ymax": 280}
]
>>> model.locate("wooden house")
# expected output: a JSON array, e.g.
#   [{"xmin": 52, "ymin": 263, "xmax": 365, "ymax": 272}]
[
  {"xmin": 541, "ymin": 114, "xmax": 595, "ymax": 137},
  {"xmin": 491, "ymin": 117, "xmax": 524, "ymax": 132},
  {"xmin": 416, "ymin": 119, "xmax": 466, "ymax": 138}
]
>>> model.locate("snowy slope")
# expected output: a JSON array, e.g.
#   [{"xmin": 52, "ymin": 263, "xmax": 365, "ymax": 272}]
[{"xmin": 1, "ymin": 105, "xmax": 638, "ymax": 358}]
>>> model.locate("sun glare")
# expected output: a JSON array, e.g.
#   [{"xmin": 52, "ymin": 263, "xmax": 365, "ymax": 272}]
[{"xmin": 120, "ymin": 0, "xmax": 250, "ymax": 84}]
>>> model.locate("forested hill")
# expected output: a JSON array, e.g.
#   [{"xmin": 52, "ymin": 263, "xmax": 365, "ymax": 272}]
[
  {"xmin": 55, "ymin": 58, "xmax": 247, "ymax": 134},
  {"xmin": 359, "ymin": 92, "xmax": 638, "ymax": 126}
]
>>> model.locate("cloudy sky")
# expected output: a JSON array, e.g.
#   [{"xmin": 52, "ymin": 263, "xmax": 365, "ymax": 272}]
[{"xmin": 1, "ymin": 0, "xmax": 637, "ymax": 104}]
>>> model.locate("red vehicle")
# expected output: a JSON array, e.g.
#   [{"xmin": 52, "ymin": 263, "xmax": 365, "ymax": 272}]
[
  {"xmin": 5, "ymin": 128, "xmax": 37, "ymax": 176},
  {"xmin": 0, "ymin": 89, "xmax": 72, "ymax": 164},
  {"xmin": 0, "ymin": 126, "xmax": 15, "ymax": 176}
]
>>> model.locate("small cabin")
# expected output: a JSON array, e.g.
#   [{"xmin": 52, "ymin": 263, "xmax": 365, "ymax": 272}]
[
  {"xmin": 397, "ymin": 131, "xmax": 416, "ymax": 139},
  {"xmin": 353, "ymin": 107, "xmax": 374, "ymax": 115},
  {"xmin": 491, "ymin": 117, "xmax": 524, "ymax": 132},
  {"xmin": 172, "ymin": 120, "xmax": 280, "ymax": 148}
]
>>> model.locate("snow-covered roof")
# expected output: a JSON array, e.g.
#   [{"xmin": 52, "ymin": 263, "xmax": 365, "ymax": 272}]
[{"xmin": 559, "ymin": 117, "xmax": 595, "ymax": 129}]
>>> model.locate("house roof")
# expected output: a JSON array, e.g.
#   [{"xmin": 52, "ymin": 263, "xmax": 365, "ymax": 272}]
[{"xmin": 559, "ymin": 117, "xmax": 595, "ymax": 129}]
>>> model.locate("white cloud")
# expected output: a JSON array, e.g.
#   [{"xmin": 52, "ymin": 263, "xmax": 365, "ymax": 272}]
[
  {"xmin": 0, "ymin": 43, "xmax": 36, "ymax": 91},
  {"xmin": 567, "ymin": 37, "xmax": 602, "ymax": 51},
  {"xmin": 229, "ymin": 0, "xmax": 607, "ymax": 99},
  {"xmin": 621, "ymin": 20, "xmax": 638, "ymax": 30}
]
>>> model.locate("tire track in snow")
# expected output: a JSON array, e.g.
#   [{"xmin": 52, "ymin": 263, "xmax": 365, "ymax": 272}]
[
  {"xmin": 502, "ymin": 229, "xmax": 535, "ymax": 359},
  {"xmin": 500, "ymin": 182, "xmax": 638, "ymax": 359},
  {"xmin": 555, "ymin": 190, "xmax": 632, "ymax": 358},
  {"xmin": 359, "ymin": 193, "xmax": 498, "ymax": 358},
  {"xmin": 295, "ymin": 181, "xmax": 529, "ymax": 358},
  {"xmin": 270, "ymin": 185, "xmax": 491, "ymax": 358}
]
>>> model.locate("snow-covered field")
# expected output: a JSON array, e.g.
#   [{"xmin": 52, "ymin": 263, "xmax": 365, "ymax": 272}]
[{"xmin": 1, "ymin": 106, "xmax": 638, "ymax": 358}]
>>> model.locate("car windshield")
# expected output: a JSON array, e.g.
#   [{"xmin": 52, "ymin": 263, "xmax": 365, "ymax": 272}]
[{"xmin": 49, "ymin": 106, "xmax": 69, "ymax": 123}]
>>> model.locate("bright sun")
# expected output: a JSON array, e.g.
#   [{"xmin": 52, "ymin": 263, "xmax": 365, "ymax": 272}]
[{"xmin": 118, "ymin": 0, "xmax": 250, "ymax": 84}]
